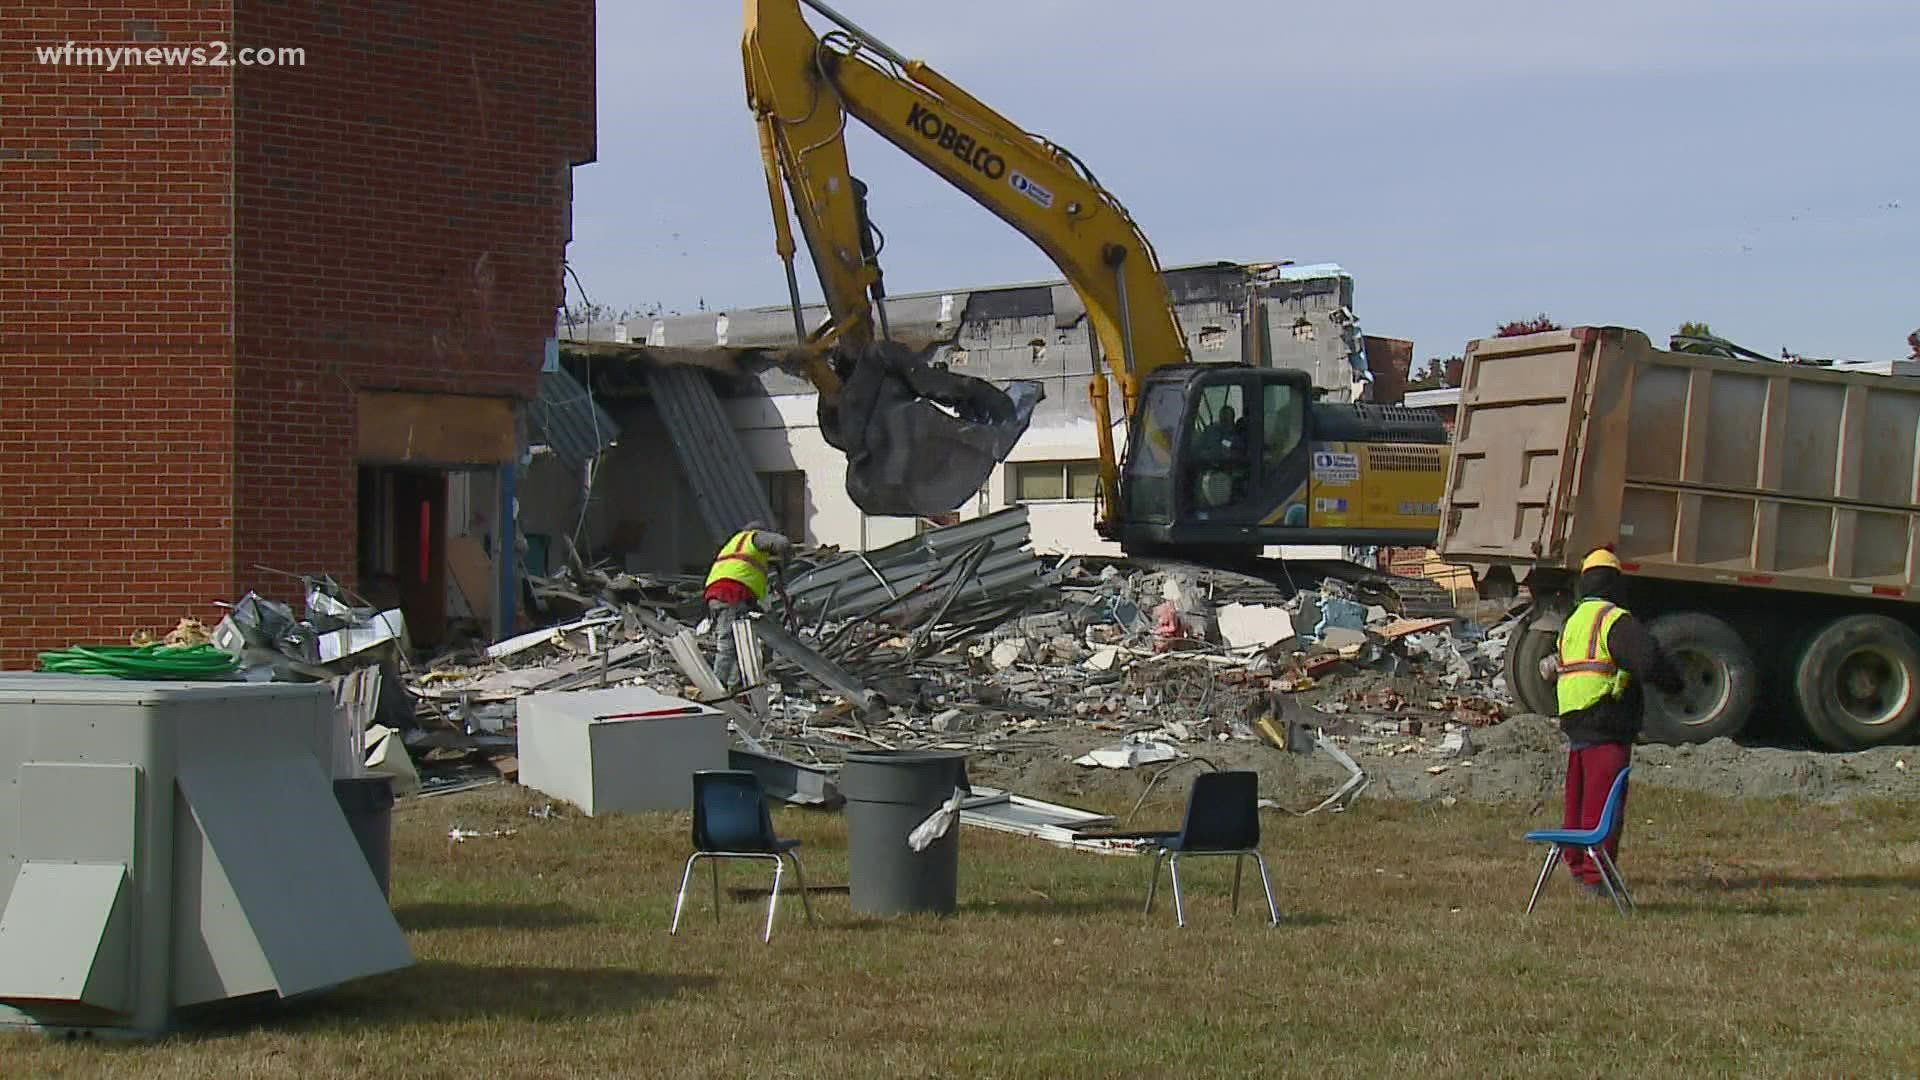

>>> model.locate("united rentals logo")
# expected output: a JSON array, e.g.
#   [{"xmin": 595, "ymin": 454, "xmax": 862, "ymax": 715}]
[{"xmin": 1009, "ymin": 171, "xmax": 1053, "ymax": 209}]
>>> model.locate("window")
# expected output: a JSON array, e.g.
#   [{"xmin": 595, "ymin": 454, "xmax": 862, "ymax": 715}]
[
  {"xmin": 1188, "ymin": 384, "xmax": 1248, "ymax": 462},
  {"xmin": 1262, "ymin": 382, "xmax": 1304, "ymax": 467},
  {"xmin": 1187, "ymin": 383, "xmax": 1250, "ymax": 511},
  {"xmin": 1122, "ymin": 385, "xmax": 1187, "ymax": 522},
  {"xmin": 1010, "ymin": 460, "xmax": 1101, "ymax": 502},
  {"xmin": 759, "ymin": 470, "xmax": 807, "ymax": 542}
]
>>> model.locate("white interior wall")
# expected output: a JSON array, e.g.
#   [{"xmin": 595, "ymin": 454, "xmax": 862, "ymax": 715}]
[
  {"xmin": 729, "ymin": 394, "xmax": 860, "ymax": 550},
  {"xmin": 587, "ymin": 403, "xmax": 712, "ymax": 574},
  {"xmin": 727, "ymin": 392, "xmax": 1122, "ymax": 556},
  {"xmin": 722, "ymin": 394, "xmax": 1353, "ymax": 562},
  {"xmin": 986, "ymin": 416, "xmax": 1122, "ymax": 557}
]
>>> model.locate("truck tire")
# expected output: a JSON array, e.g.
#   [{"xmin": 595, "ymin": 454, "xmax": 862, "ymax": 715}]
[
  {"xmin": 1793, "ymin": 614, "xmax": 1920, "ymax": 751},
  {"xmin": 1642, "ymin": 612, "xmax": 1758, "ymax": 744},
  {"xmin": 1504, "ymin": 606, "xmax": 1564, "ymax": 718}
]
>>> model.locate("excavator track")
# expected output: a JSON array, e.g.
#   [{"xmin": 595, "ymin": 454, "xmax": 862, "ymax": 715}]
[
  {"xmin": 1286, "ymin": 559, "xmax": 1461, "ymax": 618},
  {"xmin": 1093, "ymin": 556, "xmax": 1460, "ymax": 618}
]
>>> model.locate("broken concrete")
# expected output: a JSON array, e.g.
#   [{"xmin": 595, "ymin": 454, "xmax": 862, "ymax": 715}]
[
  {"xmin": 1216, "ymin": 604, "xmax": 1296, "ymax": 651},
  {"xmin": 197, "ymin": 513, "xmax": 1901, "ymax": 821}
]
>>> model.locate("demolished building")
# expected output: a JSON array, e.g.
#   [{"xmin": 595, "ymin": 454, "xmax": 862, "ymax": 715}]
[{"xmin": 531, "ymin": 261, "xmax": 1418, "ymax": 579}]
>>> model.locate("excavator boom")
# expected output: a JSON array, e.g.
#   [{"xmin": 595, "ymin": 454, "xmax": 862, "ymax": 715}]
[
  {"xmin": 744, "ymin": 0, "xmax": 1192, "ymax": 520},
  {"xmin": 742, "ymin": 0, "xmax": 1453, "ymax": 594}
]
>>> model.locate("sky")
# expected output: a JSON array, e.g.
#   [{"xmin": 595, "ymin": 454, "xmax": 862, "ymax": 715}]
[{"xmin": 566, "ymin": 0, "xmax": 1919, "ymax": 363}]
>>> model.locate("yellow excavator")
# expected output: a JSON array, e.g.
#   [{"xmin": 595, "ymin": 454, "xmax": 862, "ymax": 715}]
[{"xmin": 743, "ymin": 0, "xmax": 1449, "ymax": 572}]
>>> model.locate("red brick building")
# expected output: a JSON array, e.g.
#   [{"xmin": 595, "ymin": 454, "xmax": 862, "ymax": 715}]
[{"xmin": 0, "ymin": 2, "xmax": 596, "ymax": 668}]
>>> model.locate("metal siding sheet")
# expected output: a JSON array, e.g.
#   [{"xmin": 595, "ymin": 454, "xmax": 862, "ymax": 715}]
[
  {"xmin": 533, "ymin": 368, "xmax": 620, "ymax": 471},
  {"xmin": 784, "ymin": 507, "xmax": 1040, "ymax": 619},
  {"xmin": 646, "ymin": 366, "xmax": 778, "ymax": 542}
]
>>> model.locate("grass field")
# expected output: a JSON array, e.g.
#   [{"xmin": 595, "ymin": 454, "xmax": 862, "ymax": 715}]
[{"xmin": 9, "ymin": 782, "xmax": 1920, "ymax": 1079}]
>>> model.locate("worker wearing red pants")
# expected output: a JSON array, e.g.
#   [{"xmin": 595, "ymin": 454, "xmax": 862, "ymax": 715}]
[
  {"xmin": 702, "ymin": 521, "xmax": 792, "ymax": 691},
  {"xmin": 1554, "ymin": 548, "xmax": 1684, "ymax": 895}
]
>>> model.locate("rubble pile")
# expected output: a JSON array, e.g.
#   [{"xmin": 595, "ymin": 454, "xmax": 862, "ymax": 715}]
[
  {"xmin": 396, "ymin": 508, "xmax": 1523, "ymax": 801},
  {"xmin": 117, "ymin": 522, "xmax": 1920, "ymax": 815},
  {"xmin": 148, "ymin": 512, "xmax": 1520, "ymax": 806},
  {"xmin": 214, "ymin": 579, "xmax": 410, "ymax": 673},
  {"xmin": 185, "ymin": 577, "xmax": 510, "ymax": 795}
]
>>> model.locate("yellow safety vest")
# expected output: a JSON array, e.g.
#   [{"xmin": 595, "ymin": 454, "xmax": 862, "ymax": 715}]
[
  {"xmin": 1556, "ymin": 599, "xmax": 1631, "ymax": 715},
  {"xmin": 705, "ymin": 529, "xmax": 771, "ymax": 601}
]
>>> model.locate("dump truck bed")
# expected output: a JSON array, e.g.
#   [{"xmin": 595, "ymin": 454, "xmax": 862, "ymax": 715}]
[{"xmin": 1437, "ymin": 326, "xmax": 1920, "ymax": 602}]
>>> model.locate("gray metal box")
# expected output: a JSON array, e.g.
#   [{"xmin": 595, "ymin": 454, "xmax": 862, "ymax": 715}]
[
  {"xmin": 0, "ymin": 676, "xmax": 413, "ymax": 1039},
  {"xmin": 517, "ymin": 687, "xmax": 728, "ymax": 815}
]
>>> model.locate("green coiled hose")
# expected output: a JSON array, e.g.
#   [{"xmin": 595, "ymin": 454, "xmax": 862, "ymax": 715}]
[{"xmin": 36, "ymin": 643, "xmax": 241, "ymax": 680}]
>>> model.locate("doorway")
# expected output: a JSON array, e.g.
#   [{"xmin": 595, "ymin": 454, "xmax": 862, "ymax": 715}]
[{"xmin": 357, "ymin": 465, "xmax": 449, "ymax": 648}]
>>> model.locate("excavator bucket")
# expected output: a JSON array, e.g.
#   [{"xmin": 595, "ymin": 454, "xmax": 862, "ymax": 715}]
[{"xmin": 820, "ymin": 341, "xmax": 1043, "ymax": 518}]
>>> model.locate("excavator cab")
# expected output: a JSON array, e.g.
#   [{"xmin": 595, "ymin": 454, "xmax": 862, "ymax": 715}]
[
  {"xmin": 1115, "ymin": 365, "xmax": 1315, "ymax": 550},
  {"xmin": 1111, "ymin": 364, "xmax": 1445, "ymax": 553}
]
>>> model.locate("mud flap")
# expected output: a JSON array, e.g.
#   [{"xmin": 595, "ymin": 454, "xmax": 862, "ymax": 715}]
[{"xmin": 821, "ymin": 341, "xmax": 1044, "ymax": 517}]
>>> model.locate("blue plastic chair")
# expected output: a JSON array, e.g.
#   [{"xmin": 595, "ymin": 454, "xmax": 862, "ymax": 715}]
[
  {"xmin": 670, "ymin": 770, "xmax": 815, "ymax": 942},
  {"xmin": 1523, "ymin": 766, "xmax": 1635, "ymax": 915},
  {"xmin": 1141, "ymin": 770, "xmax": 1278, "ymax": 928}
]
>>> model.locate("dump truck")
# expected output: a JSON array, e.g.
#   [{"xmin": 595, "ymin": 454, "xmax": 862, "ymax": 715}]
[{"xmin": 1439, "ymin": 325, "xmax": 1920, "ymax": 751}]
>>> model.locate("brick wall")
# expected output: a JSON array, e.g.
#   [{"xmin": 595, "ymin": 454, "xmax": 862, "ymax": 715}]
[
  {"xmin": 0, "ymin": 1, "xmax": 595, "ymax": 668},
  {"xmin": 0, "ymin": 4, "xmax": 238, "ymax": 670},
  {"xmin": 1364, "ymin": 335, "xmax": 1414, "ymax": 406},
  {"xmin": 229, "ymin": 0, "xmax": 596, "ymax": 603}
]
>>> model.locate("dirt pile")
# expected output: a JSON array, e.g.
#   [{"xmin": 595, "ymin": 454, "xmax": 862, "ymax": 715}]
[{"xmin": 972, "ymin": 713, "xmax": 1920, "ymax": 813}]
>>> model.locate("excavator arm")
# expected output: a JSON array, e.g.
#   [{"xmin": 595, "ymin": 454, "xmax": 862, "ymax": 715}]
[{"xmin": 743, "ymin": 0, "xmax": 1192, "ymax": 522}]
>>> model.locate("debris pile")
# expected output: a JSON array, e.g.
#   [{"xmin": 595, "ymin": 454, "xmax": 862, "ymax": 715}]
[
  {"xmin": 191, "ymin": 577, "xmax": 508, "ymax": 796},
  {"xmin": 397, "ymin": 508, "xmax": 1521, "ymax": 808},
  {"xmin": 211, "ymin": 579, "xmax": 410, "ymax": 677}
]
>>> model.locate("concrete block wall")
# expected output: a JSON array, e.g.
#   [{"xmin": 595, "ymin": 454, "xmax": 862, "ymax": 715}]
[
  {"xmin": 0, "ymin": 1, "xmax": 596, "ymax": 668},
  {"xmin": 0, "ymin": 3, "xmax": 239, "ymax": 669}
]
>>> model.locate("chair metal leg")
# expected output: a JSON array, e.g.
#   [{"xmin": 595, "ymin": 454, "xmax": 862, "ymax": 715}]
[
  {"xmin": 1524, "ymin": 844, "xmax": 1560, "ymax": 914},
  {"xmin": 1144, "ymin": 848, "xmax": 1164, "ymax": 914},
  {"xmin": 785, "ymin": 851, "xmax": 816, "ymax": 925},
  {"xmin": 1586, "ymin": 846, "xmax": 1628, "ymax": 916},
  {"xmin": 710, "ymin": 856, "xmax": 722, "ymax": 922},
  {"xmin": 1252, "ymin": 852, "xmax": 1279, "ymax": 927},
  {"xmin": 764, "ymin": 857, "xmax": 785, "ymax": 943},
  {"xmin": 671, "ymin": 853, "xmax": 702, "ymax": 935},
  {"xmin": 1230, "ymin": 854, "xmax": 1244, "ymax": 917},
  {"xmin": 1168, "ymin": 853, "xmax": 1187, "ymax": 928},
  {"xmin": 1594, "ymin": 848, "xmax": 1635, "ymax": 912}
]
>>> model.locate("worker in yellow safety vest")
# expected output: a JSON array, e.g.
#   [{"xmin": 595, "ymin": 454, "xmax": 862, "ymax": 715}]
[
  {"xmin": 1553, "ymin": 547, "xmax": 1683, "ymax": 896},
  {"xmin": 703, "ymin": 521, "xmax": 793, "ymax": 690}
]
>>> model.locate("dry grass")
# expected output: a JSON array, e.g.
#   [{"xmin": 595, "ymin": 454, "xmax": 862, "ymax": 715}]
[{"xmin": 10, "ymin": 782, "xmax": 1920, "ymax": 1079}]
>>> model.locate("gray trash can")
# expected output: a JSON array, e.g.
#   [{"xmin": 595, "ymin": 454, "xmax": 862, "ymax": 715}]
[
  {"xmin": 840, "ymin": 750, "xmax": 970, "ymax": 916},
  {"xmin": 333, "ymin": 774, "xmax": 396, "ymax": 900}
]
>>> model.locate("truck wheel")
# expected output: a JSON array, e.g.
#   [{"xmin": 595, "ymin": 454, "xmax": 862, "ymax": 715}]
[
  {"xmin": 1793, "ymin": 615, "xmax": 1920, "ymax": 751},
  {"xmin": 1504, "ymin": 606, "xmax": 1564, "ymax": 718},
  {"xmin": 1642, "ymin": 612, "xmax": 1758, "ymax": 744}
]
